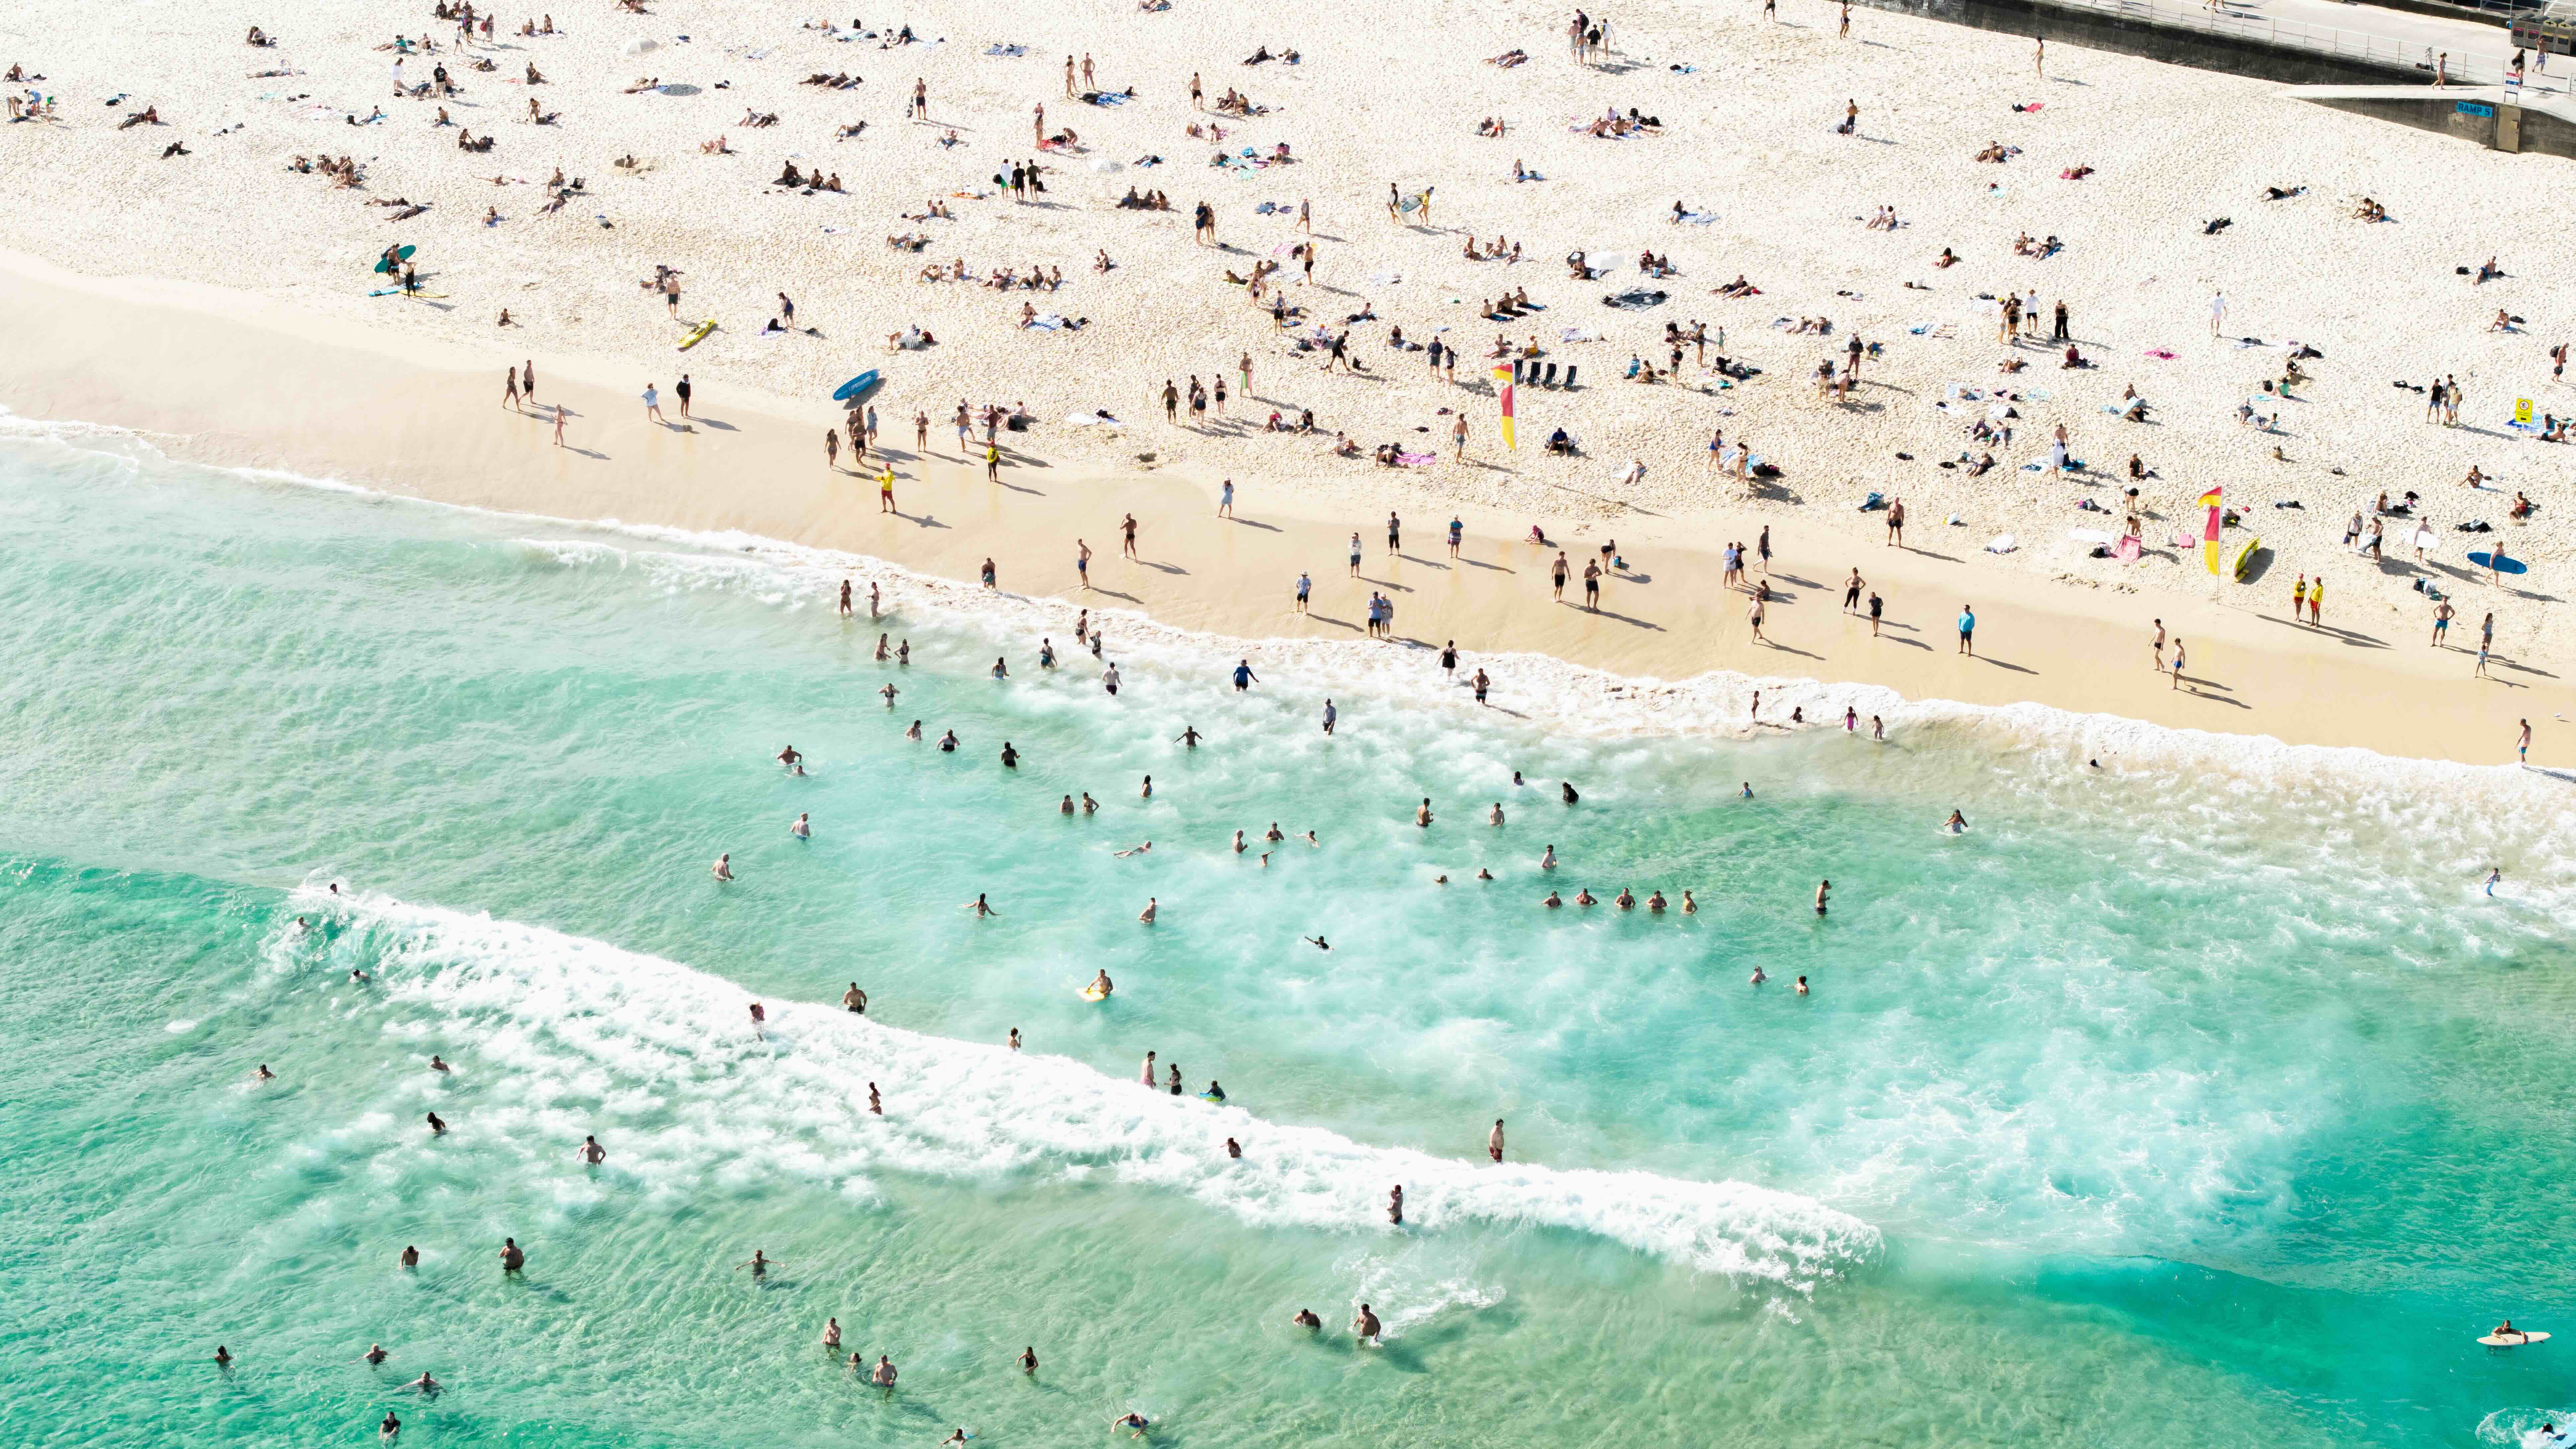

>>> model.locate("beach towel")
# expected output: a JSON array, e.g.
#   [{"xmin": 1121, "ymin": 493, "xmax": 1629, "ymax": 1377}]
[
  {"xmin": 983, "ymin": 43, "xmax": 1026, "ymax": 56},
  {"xmin": 1987, "ymin": 534, "xmax": 2019, "ymax": 553},
  {"xmin": 1026, "ymin": 313, "xmax": 1066, "ymax": 329},
  {"xmin": 1367, "ymin": 271, "xmax": 1402, "ymax": 286},
  {"xmin": 1558, "ymin": 326, "xmax": 1602, "ymax": 343},
  {"xmin": 1676, "ymin": 211, "xmax": 1718, "ymax": 224},
  {"xmin": 1064, "ymin": 411, "xmax": 1122, "ymax": 426},
  {"xmin": 1603, "ymin": 289, "xmax": 1668, "ymax": 310},
  {"xmin": 1394, "ymin": 451, "xmax": 1437, "ymax": 466},
  {"xmin": 2143, "ymin": 347, "xmax": 2177, "ymax": 360}
]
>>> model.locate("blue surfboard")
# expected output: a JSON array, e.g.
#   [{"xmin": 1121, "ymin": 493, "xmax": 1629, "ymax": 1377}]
[{"xmin": 832, "ymin": 370, "xmax": 881, "ymax": 403}]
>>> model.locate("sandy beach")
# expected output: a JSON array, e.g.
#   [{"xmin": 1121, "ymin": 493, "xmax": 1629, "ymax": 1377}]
[
  {"xmin": 5, "ymin": 247, "xmax": 2568, "ymax": 763},
  {"xmin": 1, "ymin": 0, "xmax": 2572, "ymax": 763}
]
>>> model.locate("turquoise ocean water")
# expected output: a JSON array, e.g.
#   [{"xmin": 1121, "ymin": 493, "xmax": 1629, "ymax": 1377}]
[{"xmin": 1, "ymin": 420, "xmax": 2572, "ymax": 1447}]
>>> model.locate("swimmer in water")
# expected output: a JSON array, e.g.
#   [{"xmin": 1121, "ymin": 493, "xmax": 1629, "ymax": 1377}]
[
  {"xmin": 2485, "ymin": 866, "xmax": 2503, "ymax": 896},
  {"xmin": 1815, "ymin": 879, "xmax": 1830, "ymax": 916},
  {"xmin": 1301, "ymin": 830, "xmax": 1318, "ymax": 846},
  {"xmin": 992, "ymin": 657, "xmax": 1009, "ymax": 679},
  {"xmin": 1088, "ymin": 969, "xmax": 1114, "ymax": 998},
  {"xmin": 362, "ymin": 1344, "xmax": 389, "ymax": 1365},
  {"xmin": 1111, "ymin": 1411, "xmax": 1150, "ymax": 1438},
  {"xmin": 938, "ymin": 730, "xmax": 959, "ymax": 752},
  {"xmin": 381, "ymin": 1410, "xmax": 401, "ymax": 1440},
  {"xmin": 350, "ymin": 965, "xmax": 370, "ymax": 983},
  {"xmin": 1062, "ymin": 795, "xmax": 1077, "ymax": 815},
  {"xmin": 881, "ymin": 682, "xmax": 899, "ymax": 708},
  {"xmin": 1542, "ymin": 889, "xmax": 1562, "ymax": 908},
  {"xmin": 875, "ymin": 634, "xmax": 891, "ymax": 660},
  {"xmin": 1019, "ymin": 1345, "xmax": 1038, "ymax": 1374},
  {"xmin": 1943, "ymin": 810, "xmax": 1966, "ymax": 833},
  {"xmin": 712, "ymin": 853, "xmax": 735, "ymax": 882},
  {"xmin": 1749, "ymin": 964, "xmax": 1767, "ymax": 985},
  {"xmin": 1740, "ymin": 782, "xmax": 1753, "ymax": 798},
  {"xmin": 1476, "ymin": 867, "xmax": 1493, "ymax": 881},
  {"xmin": 1354, "ymin": 1301, "xmax": 1385, "ymax": 1340},
  {"xmin": 906, "ymin": 719, "xmax": 923, "ymax": 741},
  {"xmin": 748, "ymin": 1001, "xmax": 766, "ymax": 1038},
  {"xmin": 1489, "ymin": 1118, "xmax": 1506, "ymax": 1162},
  {"xmin": 425, "ymin": 1112, "xmax": 447, "ymax": 1135},
  {"xmin": 1082, "ymin": 792, "xmax": 1099, "ymax": 814},
  {"xmin": 400, "ymin": 1245, "xmax": 421, "ymax": 1269},
  {"xmin": 215, "ymin": 1345, "xmax": 233, "ymax": 1368},
  {"xmin": 736, "ymin": 1249, "xmax": 778, "ymax": 1277},
  {"xmin": 1540, "ymin": 845, "xmax": 1556, "ymax": 870},
  {"xmin": 1202, "ymin": 1080, "xmax": 1225, "ymax": 1103},
  {"xmin": 963, "ymin": 893, "xmax": 997, "ymax": 917},
  {"xmin": 401, "ymin": 1372, "xmax": 439, "ymax": 1396},
  {"xmin": 1415, "ymin": 798, "xmax": 1434, "ymax": 827},
  {"xmin": 792, "ymin": 812, "xmax": 811, "ymax": 839},
  {"xmin": 844, "ymin": 983, "xmax": 867, "ymax": 1013},
  {"xmin": 1140, "ymin": 1051, "xmax": 1157, "ymax": 1084},
  {"xmin": 1175, "ymin": 725, "xmax": 1203, "ymax": 748},
  {"xmin": 1615, "ymin": 887, "xmax": 1636, "ymax": 909},
  {"xmin": 1000, "ymin": 742, "xmax": 1019, "ymax": 768},
  {"xmin": 1139, "ymin": 897, "xmax": 1158, "ymax": 923},
  {"xmin": 254, "ymin": 1063, "xmax": 276, "ymax": 1081},
  {"xmin": 1141, "ymin": 775, "xmax": 1154, "ymax": 798},
  {"xmin": 870, "ymin": 1355, "xmax": 897, "ymax": 1392},
  {"xmin": 1302, "ymin": 935, "xmax": 1330, "ymax": 950},
  {"xmin": 867, "ymin": 1082, "xmax": 882, "ymax": 1114},
  {"xmin": 1232, "ymin": 829, "xmax": 1246, "ymax": 853},
  {"xmin": 1225, "ymin": 1136, "xmax": 1242, "ymax": 1158},
  {"xmin": 1265, "ymin": 823, "xmax": 1285, "ymax": 842},
  {"xmin": 1008, "ymin": 1028, "xmax": 1021, "ymax": 1050},
  {"xmin": 576, "ymin": 1135, "xmax": 605, "ymax": 1165},
  {"xmin": 1647, "ymin": 890, "xmax": 1666, "ymax": 912},
  {"xmin": 1561, "ymin": 781, "xmax": 1580, "ymax": 805},
  {"xmin": 1489, "ymin": 802, "xmax": 1505, "ymax": 825},
  {"xmin": 1291, "ymin": 1308, "xmax": 1322, "ymax": 1329},
  {"xmin": 1796, "ymin": 975, "xmax": 1810, "ymax": 995},
  {"xmin": 498, "ymin": 1237, "xmax": 525, "ymax": 1272},
  {"xmin": 777, "ymin": 745, "xmax": 803, "ymax": 770},
  {"xmin": 1574, "ymin": 887, "xmax": 1597, "ymax": 907},
  {"xmin": 1114, "ymin": 842, "xmax": 1153, "ymax": 858},
  {"xmin": 824, "ymin": 1318, "xmax": 842, "ymax": 1350},
  {"xmin": 1682, "ymin": 890, "xmax": 1696, "ymax": 913}
]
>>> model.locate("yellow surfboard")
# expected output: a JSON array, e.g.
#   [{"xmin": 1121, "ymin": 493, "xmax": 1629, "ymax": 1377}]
[
  {"xmin": 676, "ymin": 319, "xmax": 717, "ymax": 351},
  {"xmin": 2231, "ymin": 536, "xmax": 2261, "ymax": 581}
]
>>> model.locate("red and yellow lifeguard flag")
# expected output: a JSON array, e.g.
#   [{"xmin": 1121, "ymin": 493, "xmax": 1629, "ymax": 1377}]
[
  {"xmin": 1492, "ymin": 364, "xmax": 1516, "ymax": 450},
  {"xmin": 2199, "ymin": 486, "xmax": 2223, "ymax": 575}
]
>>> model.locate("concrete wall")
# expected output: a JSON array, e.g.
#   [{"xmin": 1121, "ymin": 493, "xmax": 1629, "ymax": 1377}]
[
  {"xmin": 1854, "ymin": 0, "xmax": 2430, "ymax": 84},
  {"xmin": 2301, "ymin": 93, "xmax": 2576, "ymax": 153}
]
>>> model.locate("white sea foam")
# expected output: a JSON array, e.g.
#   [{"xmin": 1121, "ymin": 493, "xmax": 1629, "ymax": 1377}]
[{"xmin": 296, "ymin": 884, "xmax": 1881, "ymax": 1292}]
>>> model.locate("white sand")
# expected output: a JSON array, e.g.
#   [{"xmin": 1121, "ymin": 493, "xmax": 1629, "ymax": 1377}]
[{"xmin": 1, "ymin": 0, "xmax": 2571, "ymax": 658}]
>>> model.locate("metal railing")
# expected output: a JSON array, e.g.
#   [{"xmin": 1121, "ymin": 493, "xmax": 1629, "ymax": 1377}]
[{"xmin": 2029, "ymin": 0, "xmax": 2545, "ymax": 87}]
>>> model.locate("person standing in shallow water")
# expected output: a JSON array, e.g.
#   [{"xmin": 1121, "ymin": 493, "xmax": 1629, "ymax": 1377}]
[{"xmin": 1489, "ymin": 1119, "xmax": 1505, "ymax": 1162}]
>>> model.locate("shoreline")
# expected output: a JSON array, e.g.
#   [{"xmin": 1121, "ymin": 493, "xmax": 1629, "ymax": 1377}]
[{"xmin": 4, "ymin": 247, "xmax": 2569, "ymax": 766}]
